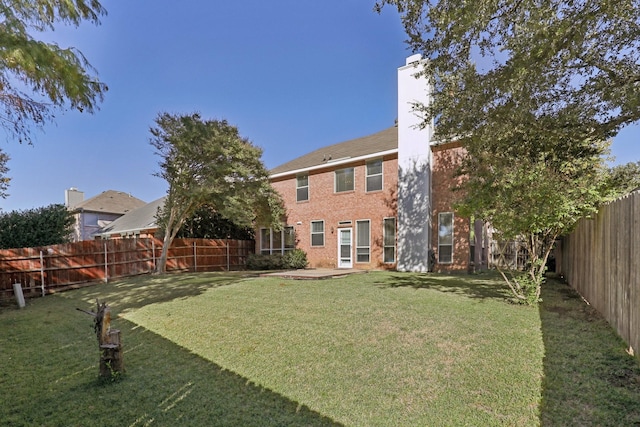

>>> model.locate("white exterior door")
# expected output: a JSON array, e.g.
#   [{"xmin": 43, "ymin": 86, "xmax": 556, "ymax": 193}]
[{"xmin": 338, "ymin": 228, "xmax": 353, "ymax": 268}]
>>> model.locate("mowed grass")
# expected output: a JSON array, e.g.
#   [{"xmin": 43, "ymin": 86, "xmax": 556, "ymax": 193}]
[{"xmin": 1, "ymin": 271, "xmax": 639, "ymax": 426}]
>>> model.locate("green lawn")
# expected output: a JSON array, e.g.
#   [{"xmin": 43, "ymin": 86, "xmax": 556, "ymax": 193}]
[{"xmin": 1, "ymin": 271, "xmax": 638, "ymax": 426}]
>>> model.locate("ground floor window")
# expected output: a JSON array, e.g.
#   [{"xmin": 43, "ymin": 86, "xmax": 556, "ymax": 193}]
[
  {"xmin": 469, "ymin": 216, "xmax": 476, "ymax": 263},
  {"xmin": 260, "ymin": 226, "xmax": 295, "ymax": 255},
  {"xmin": 438, "ymin": 212, "xmax": 454, "ymax": 264},
  {"xmin": 311, "ymin": 220, "xmax": 324, "ymax": 246},
  {"xmin": 383, "ymin": 217, "xmax": 396, "ymax": 263},
  {"xmin": 356, "ymin": 220, "xmax": 370, "ymax": 263}
]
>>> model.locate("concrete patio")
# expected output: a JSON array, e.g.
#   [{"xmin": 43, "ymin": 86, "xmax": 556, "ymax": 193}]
[{"xmin": 260, "ymin": 268, "xmax": 366, "ymax": 280}]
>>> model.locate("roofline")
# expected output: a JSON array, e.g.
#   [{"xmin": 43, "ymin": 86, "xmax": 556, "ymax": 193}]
[
  {"xmin": 97, "ymin": 225, "xmax": 157, "ymax": 237},
  {"xmin": 269, "ymin": 148, "xmax": 398, "ymax": 179}
]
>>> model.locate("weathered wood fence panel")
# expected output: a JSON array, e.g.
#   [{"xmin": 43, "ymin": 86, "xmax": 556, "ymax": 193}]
[
  {"xmin": 559, "ymin": 190, "xmax": 639, "ymax": 356},
  {"xmin": 0, "ymin": 238, "xmax": 254, "ymax": 301}
]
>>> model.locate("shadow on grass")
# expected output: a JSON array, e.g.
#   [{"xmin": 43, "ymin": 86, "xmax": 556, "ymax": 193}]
[
  {"xmin": 1, "ymin": 292, "xmax": 342, "ymax": 426},
  {"xmin": 538, "ymin": 278, "xmax": 640, "ymax": 426},
  {"xmin": 68, "ymin": 271, "xmax": 256, "ymax": 313},
  {"xmin": 379, "ymin": 271, "xmax": 513, "ymax": 301}
]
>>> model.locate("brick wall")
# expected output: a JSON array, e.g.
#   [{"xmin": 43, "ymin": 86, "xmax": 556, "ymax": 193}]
[
  {"xmin": 431, "ymin": 142, "xmax": 472, "ymax": 272},
  {"xmin": 269, "ymin": 155, "xmax": 398, "ymax": 270}
]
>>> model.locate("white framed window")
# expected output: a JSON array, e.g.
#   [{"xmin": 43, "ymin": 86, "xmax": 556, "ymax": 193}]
[
  {"xmin": 272, "ymin": 229, "xmax": 283, "ymax": 252},
  {"xmin": 335, "ymin": 168, "xmax": 354, "ymax": 193},
  {"xmin": 310, "ymin": 220, "xmax": 324, "ymax": 246},
  {"xmin": 469, "ymin": 217, "xmax": 475, "ymax": 263},
  {"xmin": 438, "ymin": 212, "xmax": 454, "ymax": 264},
  {"xmin": 260, "ymin": 228, "xmax": 271, "ymax": 255},
  {"xmin": 283, "ymin": 227, "xmax": 295, "ymax": 252},
  {"xmin": 260, "ymin": 226, "xmax": 295, "ymax": 254},
  {"xmin": 366, "ymin": 159, "xmax": 383, "ymax": 192},
  {"xmin": 383, "ymin": 217, "xmax": 396, "ymax": 263},
  {"xmin": 296, "ymin": 174, "xmax": 309, "ymax": 202},
  {"xmin": 356, "ymin": 220, "xmax": 370, "ymax": 263}
]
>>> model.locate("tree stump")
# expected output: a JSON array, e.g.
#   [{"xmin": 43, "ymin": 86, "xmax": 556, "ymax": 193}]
[
  {"xmin": 100, "ymin": 329, "xmax": 123, "ymax": 378},
  {"xmin": 79, "ymin": 300, "xmax": 125, "ymax": 379}
]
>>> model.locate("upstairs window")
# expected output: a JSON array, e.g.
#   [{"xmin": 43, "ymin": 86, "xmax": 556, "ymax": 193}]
[
  {"xmin": 366, "ymin": 159, "xmax": 383, "ymax": 192},
  {"xmin": 335, "ymin": 168, "xmax": 354, "ymax": 193},
  {"xmin": 296, "ymin": 174, "xmax": 309, "ymax": 202}
]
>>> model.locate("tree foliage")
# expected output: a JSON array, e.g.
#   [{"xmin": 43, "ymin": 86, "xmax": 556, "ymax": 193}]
[
  {"xmin": 0, "ymin": 150, "xmax": 9, "ymax": 198},
  {"xmin": 376, "ymin": 0, "xmax": 632, "ymax": 303},
  {"xmin": 0, "ymin": 203, "xmax": 74, "ymax": 249},
  {"xmin": 0, "ymin": 0, "xmax": 107, "ymax": 142},
  {"xmin": 607, "ymin": 161, "xmax": 640, "ymax": 198},
  {"xmin": 457, "ymin": 133, "xmax": 611, "ymax": 303},
  {"xmin": 0, "ymin": 1, "xmax": 107, "ymax": 198},
  {"xmin": 376, "ymin": 0, "xmax": 640, "ymax": 144},
  {"xmin": 151, "ymin": 112, "xmax": 285, "ymax": 273},
  {"xmin": 175, "ymin": 204, "xmax": 255, "ymax": 240}
]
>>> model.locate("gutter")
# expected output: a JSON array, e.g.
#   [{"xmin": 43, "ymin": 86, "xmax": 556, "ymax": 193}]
[{"xmin": 269, "ymin": 148, "xmax": 398, "ymax": 179}]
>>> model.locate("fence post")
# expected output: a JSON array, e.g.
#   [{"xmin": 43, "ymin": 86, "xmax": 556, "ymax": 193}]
[
  {"xmin": 39, "ymin": 251, "xmax": 45, "ymax": 297},
  {"xmin": 13, "ymin": 282, "xmax": 25, "ymax": 308},
  {"xmin": 193, "ymin": 241, "xmax": 197, "ymax": 272},
  {"xmin": 104, "ymin": 242, "xmax": 108, "ymax": 283},
  {"xmin": 151, "ymin": 239, "xmax": 156, "ymax": 272}
]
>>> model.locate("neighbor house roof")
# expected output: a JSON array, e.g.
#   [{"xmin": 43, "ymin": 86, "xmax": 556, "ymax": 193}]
[
  {"xmin": 97, "ymin": 197, "xmax": 166, "ymax": 237},
  {"xmin": 269, "ymin": 126, "xmax": 398, "ymax": 178},
  {"xmin": 71, "ymin": 190, "xmax": 147, "ymax": 214}
]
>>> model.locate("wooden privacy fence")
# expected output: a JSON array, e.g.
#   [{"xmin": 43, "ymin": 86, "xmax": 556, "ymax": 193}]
[
  {"xmin": 558, "ymin": 190, "xmax": 639, "ymax": 356},
  {"xmin": 0, "ymin": 238, "xmax": 254, "ymax": 301}
]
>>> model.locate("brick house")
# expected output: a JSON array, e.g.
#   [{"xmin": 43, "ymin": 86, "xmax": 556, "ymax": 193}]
[{"xmin": 259, "ymin": 55, "xmax": 488, "ymax": 272}]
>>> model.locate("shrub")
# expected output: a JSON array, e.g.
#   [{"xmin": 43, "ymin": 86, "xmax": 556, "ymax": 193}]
[
  {"xmin": 246, "ymin": 254, "xmax": 285, "ymax": 270},
  {"xmin": 246, "ymin": 250, "xmax": 308, "ymax": 270},
  {"xmin": 283, "ymin": 249, "xmax": 308, "ymax": 269}
]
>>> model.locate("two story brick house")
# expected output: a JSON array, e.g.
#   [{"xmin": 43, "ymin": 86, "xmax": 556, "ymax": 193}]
[{"xmin": 259, "ymin": 55, "xmax": 488, "ymax": 272}]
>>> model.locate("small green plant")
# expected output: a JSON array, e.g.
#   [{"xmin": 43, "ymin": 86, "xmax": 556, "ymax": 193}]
[
  {"xmin": 283, "ymin": 249, "xmax": 308, "ymax": 269},
  {"xmin": 98, "ymin": 359, "xmax": 124, "ymax": 385},
  {"xmin": 514, "ymin": 272, "xmax": 543, "ymax": 305}
]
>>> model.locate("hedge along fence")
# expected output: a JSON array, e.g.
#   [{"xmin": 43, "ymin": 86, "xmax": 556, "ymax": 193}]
[
  {"xmin": 558, "ymin": 190, "xmax": 639, "ymax": 357},
  {"xmin": 0, "ymin": 238, "xmax": 255, "ymax": 302}
]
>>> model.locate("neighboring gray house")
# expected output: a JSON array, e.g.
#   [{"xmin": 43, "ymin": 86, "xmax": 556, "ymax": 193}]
[
  {"xmin": 65, "ymin": 188, "xmax": 147, "ymax": 241},
  {"xmin": 96, "ymin": 197, "xmax": 166, "ymax": 239}
]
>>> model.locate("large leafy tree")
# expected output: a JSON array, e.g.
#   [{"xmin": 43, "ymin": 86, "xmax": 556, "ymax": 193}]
[
  {"xmin": 456, "ymin": 123, "xmax": 611, "ymax": 303},
  {"xmin": 0, "ymin": 203, "xmax": 74, "ymax": 248},
  {"xmin": 376, "ymin": 0, "xmax": 640, "ymax": 144},
  {"xmin": 376, "ymin": 0, "xmax": 630, "ymax": 302},
  {"xmin": 151, "ymin": 112, "xmax": 285, "ymax": 274},
  {"xmin": 0, "ymin": 1, "xmax": 107, "ymax": 196}
]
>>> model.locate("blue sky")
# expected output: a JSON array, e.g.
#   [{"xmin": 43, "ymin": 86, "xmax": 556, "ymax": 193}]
[{"xmin": 1, "ymin": 1, "xmax": 638, "ymax": 212}]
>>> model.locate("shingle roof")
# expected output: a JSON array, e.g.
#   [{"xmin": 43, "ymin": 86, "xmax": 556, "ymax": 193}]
[
  {"xmin": 72, "ymin": 190, "xmax": 147, "ymax": 214},
  {"xmin": 269, "ymin": 126, "xmax": 398, "ymax": 176},
  {"xmin": 97, "ymin": 197, "xmax": 166, "ymax": 236}
]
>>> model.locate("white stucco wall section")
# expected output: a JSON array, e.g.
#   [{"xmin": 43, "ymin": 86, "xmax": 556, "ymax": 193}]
[{"xmin": 396, "ymin": 55, "xmax": 433, "ymax": 272}]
